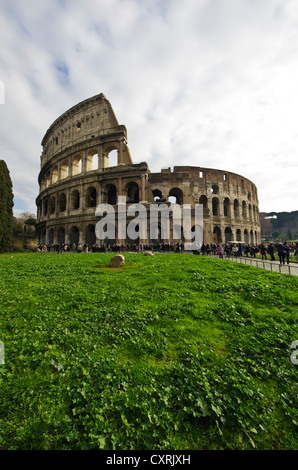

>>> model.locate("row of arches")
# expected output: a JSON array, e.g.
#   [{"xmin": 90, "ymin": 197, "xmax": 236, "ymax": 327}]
[
  {"xmin": 211, "ymin": 197, "xmax": 259, "ymax": 221},
  {"xmin": 211, "ymin": 183, "xmax": 255, "ymax": 200},
  {"xmin": 40, "ymin": 149, "xmax": 118, "ymax": 191},
  {"xmin": 41, "ymin": 223, "xmax": 259, "ymax": 246},
  {"xmin": 38, "ymin": 180, "xmax": 143, "ymax": 218},
  {"xmin": 38, "ymin": 182, "xmax": 259, "ymax": 224},
  {"xmin": 48, "ymin": 225, "xmax": 97, "ymax": 245},
  {"xmin": 38, "ymin": 186, "xmax": 98, "ymax": 217},
  {"xmin": 213, "ymin": 226, "xmax": 259, "ymax": 244},
  {"xmin": 152, "ymin": 187, "xmax": 259, "ymax": 222},
  {"xmin": 104, "ymin": 182, "xmax": 140, "ymax": 205},
  {"xmin": 152, "ymin": 188, "xmax": 184, "ymax": 204}
]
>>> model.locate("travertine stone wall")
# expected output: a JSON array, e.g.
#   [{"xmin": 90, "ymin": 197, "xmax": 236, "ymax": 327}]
[{"xmin": 36, "ymin": 94, "xmax": 261, "ymax": 246}]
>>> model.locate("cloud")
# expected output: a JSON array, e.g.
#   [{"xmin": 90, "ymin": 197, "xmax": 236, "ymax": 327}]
[{"xmin": 0, "ymin": 0, "xmax": 297, "ymax": 215}]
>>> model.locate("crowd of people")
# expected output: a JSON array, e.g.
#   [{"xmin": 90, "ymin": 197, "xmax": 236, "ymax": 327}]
[
  {"xmin": 37, "ymin": 240, "xmax": 298, "ymax": 264},
  {"xmin": 201, "ymin": 241, "xmax": 298, "ymax": 265},
  {"xmin": 37, "ymin": 242, "xmax": 184, "ymax": 254}
]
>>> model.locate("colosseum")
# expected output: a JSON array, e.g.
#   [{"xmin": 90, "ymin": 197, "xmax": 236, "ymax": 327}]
[{"xmin": 35, "ymin": 93, "xmax": 261, "ymax": 248}]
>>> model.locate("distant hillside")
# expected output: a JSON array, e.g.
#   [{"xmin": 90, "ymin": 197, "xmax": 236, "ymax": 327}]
[{"xmin": 260, "ymin": 210, "xmax": 298, "ymax": 240}]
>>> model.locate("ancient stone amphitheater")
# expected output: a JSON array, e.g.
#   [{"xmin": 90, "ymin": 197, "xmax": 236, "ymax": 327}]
[{"xmin": 36, "ymin": 93, "xmax": 261, "ymax": 247}]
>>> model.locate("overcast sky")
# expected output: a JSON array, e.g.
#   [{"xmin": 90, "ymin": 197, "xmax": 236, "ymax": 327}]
[{"xmin": 0, "ymin": 0, "xmax": 298, "ymax": 216}]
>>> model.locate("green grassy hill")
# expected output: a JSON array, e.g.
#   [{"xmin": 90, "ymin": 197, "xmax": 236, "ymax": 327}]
[{"xmin": 0, "ymin": 252, "xmax": 297, "ymax": 450}]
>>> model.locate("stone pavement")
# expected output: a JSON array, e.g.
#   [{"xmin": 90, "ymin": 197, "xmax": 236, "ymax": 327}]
[{"xmin": 207, "ymin": 254, "xmax": 298, "ymax": 277}]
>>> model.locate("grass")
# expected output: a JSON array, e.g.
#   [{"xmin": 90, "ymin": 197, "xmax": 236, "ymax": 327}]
[{"xmin": 0, "ymin": 251, "xmax": 297, "ymax": 450}]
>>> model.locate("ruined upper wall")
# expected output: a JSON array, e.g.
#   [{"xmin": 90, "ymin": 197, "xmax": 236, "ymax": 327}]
[
  {"xmin": 40, "ymin": 93, "xmax": 122, "ymax": 167},
  {"xmin": 150, "ymin": 165, "xmax": 258, "ymax": 204}
]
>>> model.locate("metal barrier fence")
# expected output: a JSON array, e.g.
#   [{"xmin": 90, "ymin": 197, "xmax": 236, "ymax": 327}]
[{"xmin": 205, "ymin": 253, "xmax": 298, "ymax": 276}]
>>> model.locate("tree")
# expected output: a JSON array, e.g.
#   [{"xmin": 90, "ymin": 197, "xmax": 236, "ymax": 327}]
[{"xmin": 0, "ymin": 160, "xmax": 14, "ymax": 252}]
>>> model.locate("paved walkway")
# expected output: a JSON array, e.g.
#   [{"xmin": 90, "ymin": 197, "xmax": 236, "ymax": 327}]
[{"xmin": 206, "ymin": 254, "xmax": 298, "ymax": 277}]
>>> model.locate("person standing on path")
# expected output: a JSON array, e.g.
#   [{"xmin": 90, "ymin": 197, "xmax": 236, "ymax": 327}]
[
  {"xmin": 277, "ymin": 243, "xmax": 286, "ymax": 265},
  {"xmin": 283, "ymin": 242, "xmax": 290, "ymax": 265},
  {"xmin": 260, "ymin": 244, "xmax": 267, "ymax": 260},
  {"xmin": 267, "ymin": 243, "xmax": 275, "ymax": 261}
]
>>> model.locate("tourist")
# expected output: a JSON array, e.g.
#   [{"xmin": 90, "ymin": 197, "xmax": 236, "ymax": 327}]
[
  {"xmin": 216, "ymin": 244, "xmax": 224, "ymax": 259},
  {"xmin": 238, "ymin": 243, "xmax": 243, "ymax": 256},
  {"xmin": 283, "ymin": 242, "xmax": 290, "ymax": 265},
  {"xmin": 249, "ymin": 245, "xmax": 256, "ymax": 258},
  {"xmin": 267, "ymin": 243, "xmax": 275, "ymax": 261},
  {"xmin": 276, "ymin": 243, "xmax": 286, "ymax": 265},
  {"xmin": 260, "ymin": 244, "xmax": 267, "ymax": 260},
  {"xmin": 231, "ymin": 244, "xmax": 238, "ymax": 257},
  {"xmin": 224, "ymin": 244, "xmax": 231, "ymax": 257}
]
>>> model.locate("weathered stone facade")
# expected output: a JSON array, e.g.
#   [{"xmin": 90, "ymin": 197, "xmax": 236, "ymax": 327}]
[{"xmin": 36, "ymin": 94, "xmax": 261, "ymax": 246}]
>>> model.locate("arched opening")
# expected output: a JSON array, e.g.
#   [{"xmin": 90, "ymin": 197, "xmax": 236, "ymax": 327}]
[
  {"xmin": 242, "ymin": 201, "xmax": 247, "ymax": 218},
  {"xmin": 250, "ymin": 229, "xmax": 254, "ymax": 244},
  {"xmin": 58, "ymin": 227, "xmax": 65, "ymax": 244},
  {"xmin": 213, "ymin": 226, "xmax": 222, "ymax": 243},
  {"xmin": 236, "ymin": 229, "xmax": 241, "ymax": 241},
  {"xmin": 150, "ymin": 223, "xmax": 162, "ymax": 243},
  {"xmin": 50, "ymin": 196, "xmax": 56, "ymax": 214},
  {"xmin": 126, "ymin": 222, "xmax": 140, "ymax": 245},
  {"xmin": 102, "ymin": 223, "xmax": 116, "ymax": 246},
  {"xmin": 70, "ymin": 190, "xmax": 80, "ymax": 210},
  {"xmin": 223, "ymin": 198, "xmax": 231, "ymax": 217},
  {"xmin": 225, "ymin": 227, "xmax": 233, "ymax": 242},
  {"xmin": 211, "ymin": 184, "xmax": 219, "ymax": 194},
  {"xmin": 58, "ymin": 193, "xmax": 67, "ymax": 212},
  {"xmin": 86, "ymin": 153, "xmax": 98, "ymax": 172},
  {"xmin": 92, "ymin": 154, "xmax": 98, "ymax": 171},
  {"xmin": 49, "ymin": 229, "xmax": 54, "ymax": 244},
  {"xmin": 234, "ymin": 199, "xmax": 240, "ymax": 217},
  {"xmin": 191, "ymin": 225, "xmax": 201, "ymax": 242},
  {"xmin": 168, "ymin": 187, "xmax": 183, "ymax": 205},
  {"xmin": 41, "ymin": 229, "xmax": 46, "ymax": 244},
  {"xmin": 173, "ymin": 224, "xmax": 183, "ymax": 242},
  {"xmin": 107, "ymin": 185, "xmax": 117, "ymax": 205},
  {"xmin": 86, "ymin": 187, "xmax": 97, "ymax": 208},
  {"xmin": 212, "ymin": 197, "xmax": 219, "ymax": 216},
  {"xmin": 126, "ymin": 182, "xmax": 139, "ymax": 203},
  {"xmin": 244, "ymin": 229, "xmax": 249, "ymax": 243},
  {"xmin": 73, "ymin": 156, "xmax": 83, "ymax": 176},
  {"xmin": 38, "ymin": 202, "xmax": 42, "ymax": 219},
  {"xmin": 60, "ymin": 160, "xmax": 69, "ymax": 179},
  {"xmin": 45, "ymin": 171, "xmax": 51, "ymax": 188},
  {"xmin": 43, "ymin": 198, "xmax": 48, "ymax": 216},
  {"xmin": 108, "ymin": 149, "xmax": 118, "ymax": 167},
  {"xmin": 86, "ymin": 224, "xmax": 96, "ymax": 245},
  {"xmin": 199, "ymin": 195, "xmax": 208, "ymax": 209},
  {"xmin": 248, "ymin": 204, "xmax": 252, "ymax": 220},
  {"xmin": 70, "ymin": 226, "xmax": 80, "ymax": 244},
  {"xmin": 52, "ymin": 166, "xmax": 58, "ymax": 184},
  {"xmin": 152, "ymin": 189, "xmax": 165, "ymax": 202}
]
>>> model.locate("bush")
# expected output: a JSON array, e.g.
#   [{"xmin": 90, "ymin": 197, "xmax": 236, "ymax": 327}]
[{"xmin": 12, "ymin": 240, "xmax": 25, "ymax": 252}]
